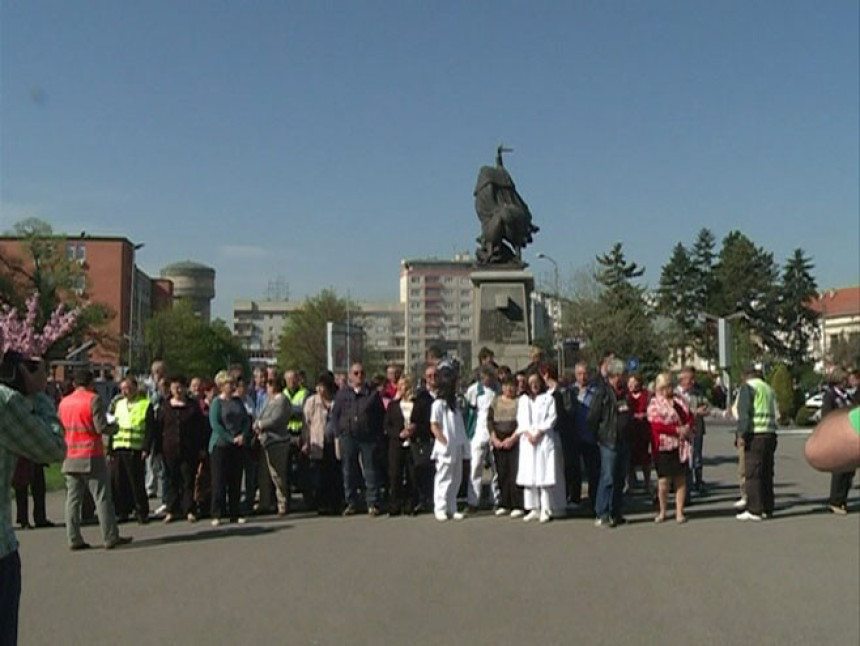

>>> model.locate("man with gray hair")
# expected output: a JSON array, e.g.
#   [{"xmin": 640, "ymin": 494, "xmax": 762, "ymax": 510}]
[{"xmin": 587, "ymin": 357, "xmax": 631, "ymax": 527}]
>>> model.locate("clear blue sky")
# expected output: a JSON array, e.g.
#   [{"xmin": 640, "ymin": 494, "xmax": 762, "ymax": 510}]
[{"xmin": 2, "ymin": 1, "xmax": 857, "ymax": 320}]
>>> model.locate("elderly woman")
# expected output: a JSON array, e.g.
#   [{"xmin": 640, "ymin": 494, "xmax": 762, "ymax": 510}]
[
  {"xmin": 302, "ymin": 371, "xmax": 340, "ymax": 515},
  {"xmin": 208, "ymin": 370, "xmax": 250, "ymax": 526},
  {"xmin": 647, "ymin": 373, "xmax": 692, "ymax": 524},
  {"xmin": 254, "ymin": 372, "xmax": 290, "ymax": 515},
  {"xmin": 488, "ymin": 375, "xmax": 525, "ymax": 518},
  {"xmin": 383, "ymin": 375, "xmax": 417, "ymax": 516},
  {"xmin": 516, "ymin": 373, "xmax": 559, "ymax": 523},
  {"xmin": 627, "ymin": 374, "xmax": 652, "ymax": 495}
]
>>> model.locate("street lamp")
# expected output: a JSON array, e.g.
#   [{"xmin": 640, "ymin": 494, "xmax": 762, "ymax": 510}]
[
  {"xmin": 536, "ymin": 252, "xmax": 562, "ymax": 373},
  {"xmin": 128, "ymin": 242, "xmax": 145, "ymax": 374}
]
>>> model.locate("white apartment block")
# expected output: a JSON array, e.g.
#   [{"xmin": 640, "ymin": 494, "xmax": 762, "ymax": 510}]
[{"xmin": 233, "ymin": 298, "xmax": 405, "ymax": 369}]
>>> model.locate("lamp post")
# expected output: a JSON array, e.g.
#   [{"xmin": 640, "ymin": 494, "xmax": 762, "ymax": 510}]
[
  {"xmin": 128, "ymin": 242, "xmax": 145, "ymax": 375},
  {"xmin": 536, "ymin": 252, "xmax": 562, "ymax": 373}
]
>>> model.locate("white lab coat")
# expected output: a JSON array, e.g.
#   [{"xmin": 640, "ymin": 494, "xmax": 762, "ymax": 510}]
[
  {"xmin": 431, "ymin": 399, "xmax": 468, "ymax": 516},
  {"xmin": 516, "ymin": 392, "xmax": 559, "ymax": 488}
]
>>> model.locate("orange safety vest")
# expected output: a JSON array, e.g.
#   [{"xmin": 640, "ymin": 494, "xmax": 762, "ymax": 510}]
[{"xmin": 58, "ymin": 389, "xmax": 104, "ymax": 460}]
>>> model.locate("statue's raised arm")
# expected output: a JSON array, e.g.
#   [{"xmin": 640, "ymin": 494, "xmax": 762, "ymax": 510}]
[{"xmin": 474, "ymin": 145, "xmax": 539, "ymax": 266}]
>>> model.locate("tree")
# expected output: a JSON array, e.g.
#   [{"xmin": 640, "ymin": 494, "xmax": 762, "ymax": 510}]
[
  {"xmin": 582, "ymin": 243, "xmax": 666, "ymax": 378},
  {"xmin": 768, "ymin": 363, "xmax": 794, "ymax": 424},
  {"xmin": 276, "ymin": 289, "xmax": 355, "ymax": 378},
  {"xmin": 777, "ymin": 249, "xmax": 819, "ymax": 371},
  {"xmin": 657, "ymin": 243, "xmax": 698, "ymax": 363},
  {"xmin": 144, "ymin": 302, "xmax": 247, "ymax": 379},
  {"xmin": 0, "ymin": 217, "xmax": 115, "ymax": 359},
  {"xmin": 712, "ymin": 231, "xmax": 782, "ymax": 359}
]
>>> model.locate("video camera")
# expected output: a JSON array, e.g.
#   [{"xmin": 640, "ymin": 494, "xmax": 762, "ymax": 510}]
[{"xmin": 0, "ymin": 350, "xmax": 40, "ymax": 394}]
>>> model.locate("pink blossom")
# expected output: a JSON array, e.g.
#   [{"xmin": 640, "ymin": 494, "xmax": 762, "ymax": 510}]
[{"xmin": 0, "ymin": 293, "xmax": 80, "ymax": 357}]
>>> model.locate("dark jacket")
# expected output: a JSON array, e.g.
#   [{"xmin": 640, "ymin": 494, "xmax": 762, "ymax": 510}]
[
  {"xmin": 587, "ymin": 377, "xmax": 619, "ymax": 448},
  {"xmin": 157, "ymin": 398, "xmax": 206, "ymax": 462},
  {"xmin": 384, "ymin": 397, "xmax": 406, "ymax": 442},
  {"xmin": 409, "ymin": 389, "xmax": 435, "ymax": 444},
  {"xmin": 331, "ymin": 383, "xmax": 384, "ymax": 440}
]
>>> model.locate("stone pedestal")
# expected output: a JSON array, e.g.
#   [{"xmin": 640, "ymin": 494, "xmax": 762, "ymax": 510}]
[{"xmin": 470, "ymin": 269, "xmax": 535, "ymax": 371}]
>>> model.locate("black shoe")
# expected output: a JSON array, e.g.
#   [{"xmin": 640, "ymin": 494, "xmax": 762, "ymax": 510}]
[
  {"xmin": 34, "ymin": 520, "xmax": 56, "ymax": 529},
  {"xmin": 388, "ymin": 509, "xmax": 402, "ymax": 517},
  {"xmin": 136, "ymin": 515, "xmax": 150, "ymax": 525},
  {"xmin": 69, "ymin": 542, "xmax": 91, "ymax": 551},
  {"xmin": 105, "ymin": 536, "xmax": 133, "ymax": 550},
  {"xmin": 612, "ymin": 516, "xmax": 628, "ymax": 526},
  {"xmin": 17, "ymin": 522, "xmax": 32, "ymax": 530},
  {"xmin": 342, "ymin": 504, "xmax": 357, "ymax": 517}
]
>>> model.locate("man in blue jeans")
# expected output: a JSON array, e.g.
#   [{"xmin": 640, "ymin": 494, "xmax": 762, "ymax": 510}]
[
  {"xmin": 587, "ymin": 358, "xmax": 631, "ymax": 527},
  {"xmin": 330, "ymin": 363, "xmax": 386, "ymax": 517}
]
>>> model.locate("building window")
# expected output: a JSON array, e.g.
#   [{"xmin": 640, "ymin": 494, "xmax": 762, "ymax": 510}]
[
  {"xmin": 74, "ymin": 274, "xmax": 86, "ymax": 294},
  {"xmin": 76, "ymin": 244, "xmax": 86, "ymax": 261},
  {"xmin": 410, "ymin": 276, "xmax": 421, "ymax": 284},
  {"xmin": 410, "ymin": 288, "xmax": 421, "ymax": 297},
  {"xmin": 409, "ymin": 302, "xmax": 421, "ymax": 310},
  {"xmin": 66, "ymin": 244, "xmax": 76, "ymax": 261}
]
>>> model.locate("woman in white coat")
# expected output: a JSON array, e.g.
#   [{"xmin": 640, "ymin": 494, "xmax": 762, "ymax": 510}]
[
  {"xmin": 430, "ymin": 365, "xmax": 469, "ymax": 521},
  {"xmin": 516, "ymin": 373, "xmax": 559, "ymax": 523}
]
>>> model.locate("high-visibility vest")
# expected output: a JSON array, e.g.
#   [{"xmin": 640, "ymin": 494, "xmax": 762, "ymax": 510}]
[
  {"xmin": 748, "ymin": 378, "xmax": 777, "ymax": 433},
  {"xmin": 113, "ymin": 395, "xmax": 151, "ymax": 450},
  {"xmin": 284, "ymin": 387, "xmax": 308, "ymax": 435},
  {"xmin": 58, "ymin": 389, "xmax": 103, "ymax": 460}
]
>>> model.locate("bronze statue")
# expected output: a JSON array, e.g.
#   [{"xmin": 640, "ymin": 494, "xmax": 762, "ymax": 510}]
[{"xmin": 474, "ymin": 145, "xmax": 539, "ymax": 265}]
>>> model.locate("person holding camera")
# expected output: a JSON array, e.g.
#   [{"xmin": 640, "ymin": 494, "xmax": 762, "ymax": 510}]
[{"xmin": 1, "ymin": 352, "xmax": 67, "ymax": 645}]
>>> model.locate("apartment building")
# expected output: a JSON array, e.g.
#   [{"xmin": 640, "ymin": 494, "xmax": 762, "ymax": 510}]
[{"xmin": 400, "ymin": 255, "xmax": 475, "ymax": 374}]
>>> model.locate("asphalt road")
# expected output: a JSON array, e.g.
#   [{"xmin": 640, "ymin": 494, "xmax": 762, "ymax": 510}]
[{"xmin": 14, "ymin": 423, "xmax": 860, "ymax": 645}]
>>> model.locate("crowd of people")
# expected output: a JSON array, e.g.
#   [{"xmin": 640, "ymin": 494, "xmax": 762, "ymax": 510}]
[{"xmin": 13, "ymin": 347, "xmax": 857, "ymax": 540}]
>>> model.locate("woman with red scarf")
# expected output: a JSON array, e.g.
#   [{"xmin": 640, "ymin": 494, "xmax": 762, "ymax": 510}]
[
  {"xmin": 626, "ymin": 374, "xmax": 652, "ymax": 495},
  {"xmin": 647, "ymin": 373, "xmax": 693, "ymax": 523}
]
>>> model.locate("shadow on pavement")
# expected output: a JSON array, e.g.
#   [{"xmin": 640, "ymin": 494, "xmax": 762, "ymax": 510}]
[{"xmin": 118, "ymin": 524, "xmax": 290, "ymax": 550}]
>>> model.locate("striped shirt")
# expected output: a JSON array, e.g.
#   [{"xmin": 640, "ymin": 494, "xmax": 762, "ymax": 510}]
[{"xmin": 0, "ymin": 386, "xmax": 67, "ymax": 558}]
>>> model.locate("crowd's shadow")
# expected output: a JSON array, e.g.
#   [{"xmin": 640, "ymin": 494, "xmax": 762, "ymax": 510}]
[{"xmin": 119, "ymin": 524, "xmax": 291, "ymax": 550}]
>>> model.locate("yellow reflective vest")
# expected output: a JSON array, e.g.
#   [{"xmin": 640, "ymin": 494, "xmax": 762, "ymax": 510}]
[{"xmin": 113, "ymin": 395, "xmax": 151, "ymax": 450}]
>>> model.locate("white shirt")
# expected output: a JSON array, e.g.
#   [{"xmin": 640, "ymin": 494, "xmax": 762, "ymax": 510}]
[{"xmin": 430, "ymin": 398, "xmax": 468, "ymax": 461}]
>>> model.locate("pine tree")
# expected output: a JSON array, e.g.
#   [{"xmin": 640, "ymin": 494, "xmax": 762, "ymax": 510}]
[
  {"xmin": 657, "ymin": 243, "xmax": 697, "ymax": 363},
  {"xmin": 778, "ymin": 249, "xmax": 819, "ymax": 370},
  {"xmin": 712, "ymin": 231, "xmax": 782, "ymax": 358},
  {"xmin": 588, "ymin": 243, "xmax": 666, "ymax": 378}
]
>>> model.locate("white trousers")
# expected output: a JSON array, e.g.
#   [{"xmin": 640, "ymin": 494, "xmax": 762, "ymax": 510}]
[
  {"xmin": 524, "ymin": 486, "xmax": 553, "ymax": 513},
  {"xmin": 434, "ymin": 457, "xmax": 463, "ymax": 517},
  {"xmin": 467, "ymin": 441, "xmax": 500, "ymax": 507}
]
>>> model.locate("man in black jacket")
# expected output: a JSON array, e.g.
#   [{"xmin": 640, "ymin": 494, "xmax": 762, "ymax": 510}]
[{"xmin": 331, "ymin": 363, "xmax": 385, "ymax": 516}]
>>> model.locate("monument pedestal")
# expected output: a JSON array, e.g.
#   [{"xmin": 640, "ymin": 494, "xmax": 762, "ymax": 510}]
[{"xmin": 471, "ymin": 269, "xmax": 535, "ymax": 371}]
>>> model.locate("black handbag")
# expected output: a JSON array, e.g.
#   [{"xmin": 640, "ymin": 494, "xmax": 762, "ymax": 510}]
[{"xmin": 410, "ymin": 438, "xmax": 433, "ymax": 466}]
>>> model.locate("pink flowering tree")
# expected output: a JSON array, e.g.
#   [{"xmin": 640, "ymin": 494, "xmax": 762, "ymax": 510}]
[{"xmin": 0, "ymin": 293, "xmax": 80, "ymax": 357}]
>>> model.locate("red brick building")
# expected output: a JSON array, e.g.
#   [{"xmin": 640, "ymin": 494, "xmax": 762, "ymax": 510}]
[{"xmin": 0, "ymin": 235, "xmax": 172, "ymax": 371}]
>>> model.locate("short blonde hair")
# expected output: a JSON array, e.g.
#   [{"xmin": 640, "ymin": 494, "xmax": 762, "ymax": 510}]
[
  {"xmin": 214, "ymin": 370, "xmax": 233, "ymax": 389},
  {"xmin": 654, "ymin": 372, "xmax": 673, "ymax": 393}
]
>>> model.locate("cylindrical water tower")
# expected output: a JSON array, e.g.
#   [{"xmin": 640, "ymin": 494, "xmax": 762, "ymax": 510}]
[{"xmin": 160, "ymin": 261, "xmax": 216, "ymax": 323}]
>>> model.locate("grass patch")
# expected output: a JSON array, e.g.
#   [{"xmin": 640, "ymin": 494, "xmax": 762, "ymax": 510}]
[{"xmin": 45, "ymin": 464, "xmax": 65, "ymax": 492}]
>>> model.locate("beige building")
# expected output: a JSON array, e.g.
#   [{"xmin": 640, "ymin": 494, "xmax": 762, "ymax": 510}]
[
  {"xmin": 401, "ymin": 255, "xmax": 475, "ymax": 374},
  {"xmin": 811, "ymin": 286, "xmax": 860, "ymax": 365}
]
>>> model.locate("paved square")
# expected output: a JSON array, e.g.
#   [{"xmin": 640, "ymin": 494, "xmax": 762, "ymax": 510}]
[{"xmin": 15, "ymin": 425, "xmax": 859, "ymax": 645}]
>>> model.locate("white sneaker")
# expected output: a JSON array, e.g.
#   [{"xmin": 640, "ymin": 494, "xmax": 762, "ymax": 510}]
[
  {"xmin": 539, "ymin": 511, "xmax": 552, "ymax": 524},
  {"xmin": 510, "ymin": 509, "xmax": 525, "ymax": 519},
  {"xmin": 452, "ymin": 512, "xmax": 465, "ymax": 521},
  {"xmin": 736, "ymin": 511, "xmax": 762, "ymax": 521},
  {"xmin": 434, "ymin": 512, "xmax": 448, "ymax": 522},
  {"xmin": 154, "ymin": 504, "xmax": 168, "ymax": 516},
  {"xmin": 237, "ymin": 517, "xmax": 247, "ymax": 525},
  {"xmin": 494, "ymin": 507, "xmax": 509, "ymax": 517},
  {"xmin": 523, "ymin": 510, "xmax": 540, "ymax": 522},
  {"xmin": 733, "ymin": 497, "xmax": 748, "ymax": 510},
  {"xmin": 210, "ymin": 518, "xmax": 221, "ymax": 527}
]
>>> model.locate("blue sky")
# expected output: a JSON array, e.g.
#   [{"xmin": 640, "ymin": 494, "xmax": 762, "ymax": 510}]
[{"xmin": 2, "ymin": 1, "xmax": 857, "ymax": 320}]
